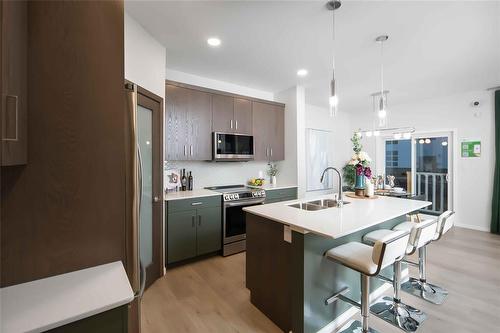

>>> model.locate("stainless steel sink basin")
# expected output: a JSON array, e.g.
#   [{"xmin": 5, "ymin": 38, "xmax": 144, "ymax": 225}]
[
  {"xmin": 307, "ymin": 199, "xmax": 351, "ymax": 208},
  {"xmin": 288, "ymin": 199, "xmax": 350, "ymax": 211},
  {"xmin": 288, "ymin": 202, "xmax": 327, "ymax": 211}
]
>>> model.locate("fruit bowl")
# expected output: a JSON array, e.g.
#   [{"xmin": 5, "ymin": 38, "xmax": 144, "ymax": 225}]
[{"xmin": 248, "ymin": 178, "xmax": 265, "ymax": 186}]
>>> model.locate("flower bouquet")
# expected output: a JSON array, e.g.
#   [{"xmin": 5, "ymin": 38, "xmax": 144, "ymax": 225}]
[{"xmin": 342, "ymin": 132, "xmax": 372, "ymax": 196}]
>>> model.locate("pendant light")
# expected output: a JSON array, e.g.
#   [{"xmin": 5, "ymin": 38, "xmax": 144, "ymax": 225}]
[
  {"xmin": 326, "ymin": 1, "xmax": 341, "ymax": 117},
  {"xmin": 376, "ymin": 35, "xmax": 389, "ymax": 123}
]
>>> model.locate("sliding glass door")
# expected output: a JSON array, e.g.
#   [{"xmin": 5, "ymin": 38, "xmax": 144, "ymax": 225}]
[{"xmin": 383, "ymin": 131, "xmax": 453, "ymax": 215}]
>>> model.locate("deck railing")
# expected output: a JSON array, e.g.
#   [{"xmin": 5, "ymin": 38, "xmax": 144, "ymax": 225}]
[{"xmin": 415, "ymin": 172, "xmax": 448, "ymax": 214}]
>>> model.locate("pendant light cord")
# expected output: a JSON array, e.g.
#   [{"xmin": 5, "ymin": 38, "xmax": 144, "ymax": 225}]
[
  {"xmin": 332, "ymin": 2, "xmax": 336, "ymax": 78},
  {"xmin": 380, "ymin": 39, "xmax": 384, "ymax": 98}
]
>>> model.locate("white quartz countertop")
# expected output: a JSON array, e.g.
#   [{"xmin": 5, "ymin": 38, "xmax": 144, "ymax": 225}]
[
  {"xmin": 164, "ymin": 189, "xmax": 221, "ymax": 201},
  {"xmin": 243, "ymin": 194, "xmax": 431, "ymax": 239},
  {"xmin": 1, "ymin": 261, "xmax": 134, "ymax": 333},
  {"xmin": 248, "ymin": 184, "xmax": 298, "ymax": 191}
]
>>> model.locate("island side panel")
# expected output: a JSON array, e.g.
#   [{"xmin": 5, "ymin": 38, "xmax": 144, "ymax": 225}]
[
  {"xmin": 246, "ymin": 213, "xmax": 293, "ymax": 332},
  {"xmin": 300, "ymin": 215, "xmax": 407, "ymax": 333}
]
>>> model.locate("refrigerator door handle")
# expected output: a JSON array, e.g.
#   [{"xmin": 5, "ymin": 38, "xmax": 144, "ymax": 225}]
[
  {"xmin": 125, "ymin": 82, "xmax": 140, "ymax": 295},
  {"xmin": 138, "ymin": 145, "xmax": 143, "ymax": 210},
  {"xmin": 135, "ymin": 261, "xmax": 146, "ymax": 299}
]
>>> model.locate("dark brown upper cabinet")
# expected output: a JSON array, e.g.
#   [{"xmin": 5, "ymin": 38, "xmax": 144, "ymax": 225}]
[
  {"xmin": 252, "ymin": 102, "xmax": 284, "ymax": 161},
  {"xmin": 1, "ymin": 0, "xmax": 28, "ymax": 166},
  {"xmin": 233, "ymin": 98, "xmax": 252, "ymax": 135},
  {"xmin": 212, "ymin": 95, "xmax": 253, "ymax": 135},
  {"xmin": 165, "ymin": 80, "xmax": 284, "ymax": 162},
  {"xmin": 166, "ymin": 84, "xmax": 212, "ymax": 161},
  {"xmin": 212, "ymin": 94, "xmax": 233, "ymax": 133}
]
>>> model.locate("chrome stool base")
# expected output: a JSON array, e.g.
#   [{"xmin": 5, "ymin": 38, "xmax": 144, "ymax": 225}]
[
  {"xmin": 401, "ymin": 277, "xmax": 448, "ymax": 305},
  {"xmin": 338, "ymin": 319, "xmax": 380, "ymax": 333},
  {"xmin": 370, "ymin": 296, "xmax": 427, "ymax": 332}
]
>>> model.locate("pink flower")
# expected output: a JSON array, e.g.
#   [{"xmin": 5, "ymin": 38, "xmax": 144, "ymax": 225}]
[
  {"xmin": 356, "ymin": 164, "xmax": 364, "ymax": 176},
  {"xmin": 364, "ymin": 167, "xmax": 372, "ymax": 178}
]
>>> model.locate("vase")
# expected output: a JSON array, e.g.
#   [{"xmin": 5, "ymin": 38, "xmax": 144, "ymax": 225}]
[
  {"xmin": 355, "ymin": 174, "xmax": 365, "ymax": 189},
  {"xmin": 271, "ymin": 176, "xmax": 277, "ymax": 185}
]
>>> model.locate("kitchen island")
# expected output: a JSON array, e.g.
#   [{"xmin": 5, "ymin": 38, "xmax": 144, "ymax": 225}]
[{"xmin": 243, "ymin": 194, "xmax": 431, "ymax": 333}]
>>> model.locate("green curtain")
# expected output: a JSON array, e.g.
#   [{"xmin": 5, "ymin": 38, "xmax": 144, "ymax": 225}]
[{"xmin": 492, "ymin": 90, "xmax": 500, "ymax": 234}]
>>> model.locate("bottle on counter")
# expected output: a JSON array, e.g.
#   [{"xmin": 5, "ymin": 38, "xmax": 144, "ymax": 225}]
[
  {"xmin": 181, "ymin": 169, "xmax": 187, "ymax": 191},
  {"xmin": 188, "ymin": 171, "xmax": 193, "ymax": 191}
]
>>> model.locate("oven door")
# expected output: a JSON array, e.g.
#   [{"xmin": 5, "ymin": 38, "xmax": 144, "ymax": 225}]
[
  {"xmin": 223, "ymin": 199, "xmax": 263, "ymax": 244},
  {"xmin": 213, "ymin": 132, "xmax": 254, "ymax": 160}
]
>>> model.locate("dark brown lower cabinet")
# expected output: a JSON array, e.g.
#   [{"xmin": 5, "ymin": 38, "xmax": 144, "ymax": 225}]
[{"xmin": 47, "ymin": 306, "xmax": 128, "ymax": 333}]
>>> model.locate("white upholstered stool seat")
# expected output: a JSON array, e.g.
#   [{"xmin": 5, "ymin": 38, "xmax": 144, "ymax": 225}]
[{"xmin": 325, "ymin": 242, "xmax": 379, "ymax": 275}]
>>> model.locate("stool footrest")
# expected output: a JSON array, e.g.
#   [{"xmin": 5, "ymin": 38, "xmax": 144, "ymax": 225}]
[{"xmin": 324, "ymin": 286, "xmax": 350, "ymax": 305}]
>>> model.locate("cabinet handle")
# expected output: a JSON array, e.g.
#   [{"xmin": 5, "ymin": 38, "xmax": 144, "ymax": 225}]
[
  {"xmin": 198, "ymin": 215, "xmax": 201, "ymax": 226},
  {"xmin": 184, "ymin": 145, "xmax": 187, "ymax": 156},
  {"xmin": 230, "ymin": 119, "xmax": 233, "ymax": 129},
  {"xmin": 192, "ymin": 216, "xmax": 195, "ymax": 228},
  {"xmin": 235, "ymin": 120, "xmax": 238, "ymax": 130},
  {"xmin": 190, "ymin": 145, "xmax": 193, "ymax": 156},
  {"xmin": 3, "ymin": 95, "xmax": 19, "ymax": 142},
  {"xmin": 265, "ymin": 147, "xmax": 269, "ymax": 157},
  {"xmin": 270, "ymin": 148, "xmax": 273, "ymax": 157},
  {"xmin": 191, "ymin": 202, "xmax": 203, "ymax": 206}
]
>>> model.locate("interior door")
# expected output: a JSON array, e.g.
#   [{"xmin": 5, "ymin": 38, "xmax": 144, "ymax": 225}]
[{"xmin": 137, "ymin": 87, "xmax": 163, "ymax": 289}]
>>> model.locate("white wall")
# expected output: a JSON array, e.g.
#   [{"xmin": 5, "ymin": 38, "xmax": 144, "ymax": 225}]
[
  {"xmin": 166, "ymin": 69, "xmax": 274, "ymax": 101},
  {"xmin": 124, "ymin": 13, "xmax": 166, "ymax": 99},
  {"xmin": 304, "ymin": 104, "xmax": 353, "ymax": 198},
  {"xmin": 165, "ymin": 71, "xmax": 284, "ymax": 189},
  {"xmin": 349, "ymin": 90, "xmax": 496, "ymax": 232}
]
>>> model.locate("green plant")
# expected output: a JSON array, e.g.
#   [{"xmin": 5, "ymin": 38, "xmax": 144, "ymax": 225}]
[{"xmin": 267, "ymin": 163, "xmax": 279, "ymax": 177}]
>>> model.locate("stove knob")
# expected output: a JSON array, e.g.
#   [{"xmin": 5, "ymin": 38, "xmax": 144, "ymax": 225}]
[
  {"xmin": 234, "ymin": 193, "xmax": 239, "ymax": 200},
  {"xmin": 224, "ymin": 194, "xmax": 230, "ymax": 201}
]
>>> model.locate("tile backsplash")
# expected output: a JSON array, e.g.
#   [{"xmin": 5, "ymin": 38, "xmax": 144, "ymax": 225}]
[{"xmin": 164, "ymin": 160, "xmax": 284, "ymax": 190}]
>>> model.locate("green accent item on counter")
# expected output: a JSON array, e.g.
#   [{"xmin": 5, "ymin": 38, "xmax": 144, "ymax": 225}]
[{"xmin": 461, "ymin": 140, "xmax": 481, "ymax": 157}]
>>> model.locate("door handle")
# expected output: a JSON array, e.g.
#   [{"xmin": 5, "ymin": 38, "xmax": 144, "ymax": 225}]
[
  {"xmin": 198, "ymin": 215, "xmax": 201, "ymax": 226},
  {"xmin": 154, "ymin": 196, "xmax": 160, "ymax": 203},
  {"xmin": 3, "ymin": 95, "xmax": 19, "ymax": 141}
]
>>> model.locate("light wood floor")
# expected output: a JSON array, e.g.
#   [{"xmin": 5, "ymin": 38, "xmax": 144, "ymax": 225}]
[{"xmin": 142, "ymin": 227, "xmax": 500, "ymax": 333}]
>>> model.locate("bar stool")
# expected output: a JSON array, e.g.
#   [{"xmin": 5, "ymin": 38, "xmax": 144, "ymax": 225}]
[
  {"xmin": 362, "ymin": 218, "xmax": 438, "ymax": 332},
  {"xmin": 401, "ymin": 210, "xmax": 456, "ymax": 304},
  {"xmin": 324, "ymin": 230, "xmax": 410, "ymax": 333}
]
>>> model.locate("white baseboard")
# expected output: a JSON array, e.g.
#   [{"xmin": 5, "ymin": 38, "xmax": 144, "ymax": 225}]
[
  {"xmin": 454, "ymin": 223, "xmax": 490, "ymax": 232},
  {"xmin": 316, "ymin": 269, "xmax": 409, "ymax": 333}
]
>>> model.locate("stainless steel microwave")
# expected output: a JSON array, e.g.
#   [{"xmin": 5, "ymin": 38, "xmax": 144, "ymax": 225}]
[{"xmin": 213, "ymin": 132, "xmax": 254, "ymax": 161}]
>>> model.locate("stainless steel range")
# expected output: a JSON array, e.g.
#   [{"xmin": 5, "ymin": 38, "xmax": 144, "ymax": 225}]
[{"xmin": 205, "ymin": 185, "xmax": 266, "ymax": 256}]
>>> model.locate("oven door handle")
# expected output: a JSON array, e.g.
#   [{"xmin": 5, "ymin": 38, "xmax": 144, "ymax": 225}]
[{"xmin": 224, "ymin": 199, "xmax": 265, "ymax": 207}]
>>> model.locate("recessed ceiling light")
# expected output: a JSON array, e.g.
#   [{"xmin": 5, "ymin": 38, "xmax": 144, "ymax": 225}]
[
  {"xmin": 207, "ymin": 37, "xmax": 221, "ymax": 47},
  {"xmin": 297, "ymin": 69, "xmax": 308, "ymax": 77}
]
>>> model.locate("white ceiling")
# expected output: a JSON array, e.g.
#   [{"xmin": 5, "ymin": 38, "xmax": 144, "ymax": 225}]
[{"xmin": 126, "ymin": 0, "xmax": 500, "ymax": 111}]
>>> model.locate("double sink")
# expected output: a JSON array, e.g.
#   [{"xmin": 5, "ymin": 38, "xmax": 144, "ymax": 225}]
[{"xmin": 288, "ymin": 198, "xmax": 351, "ymax": 211}]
